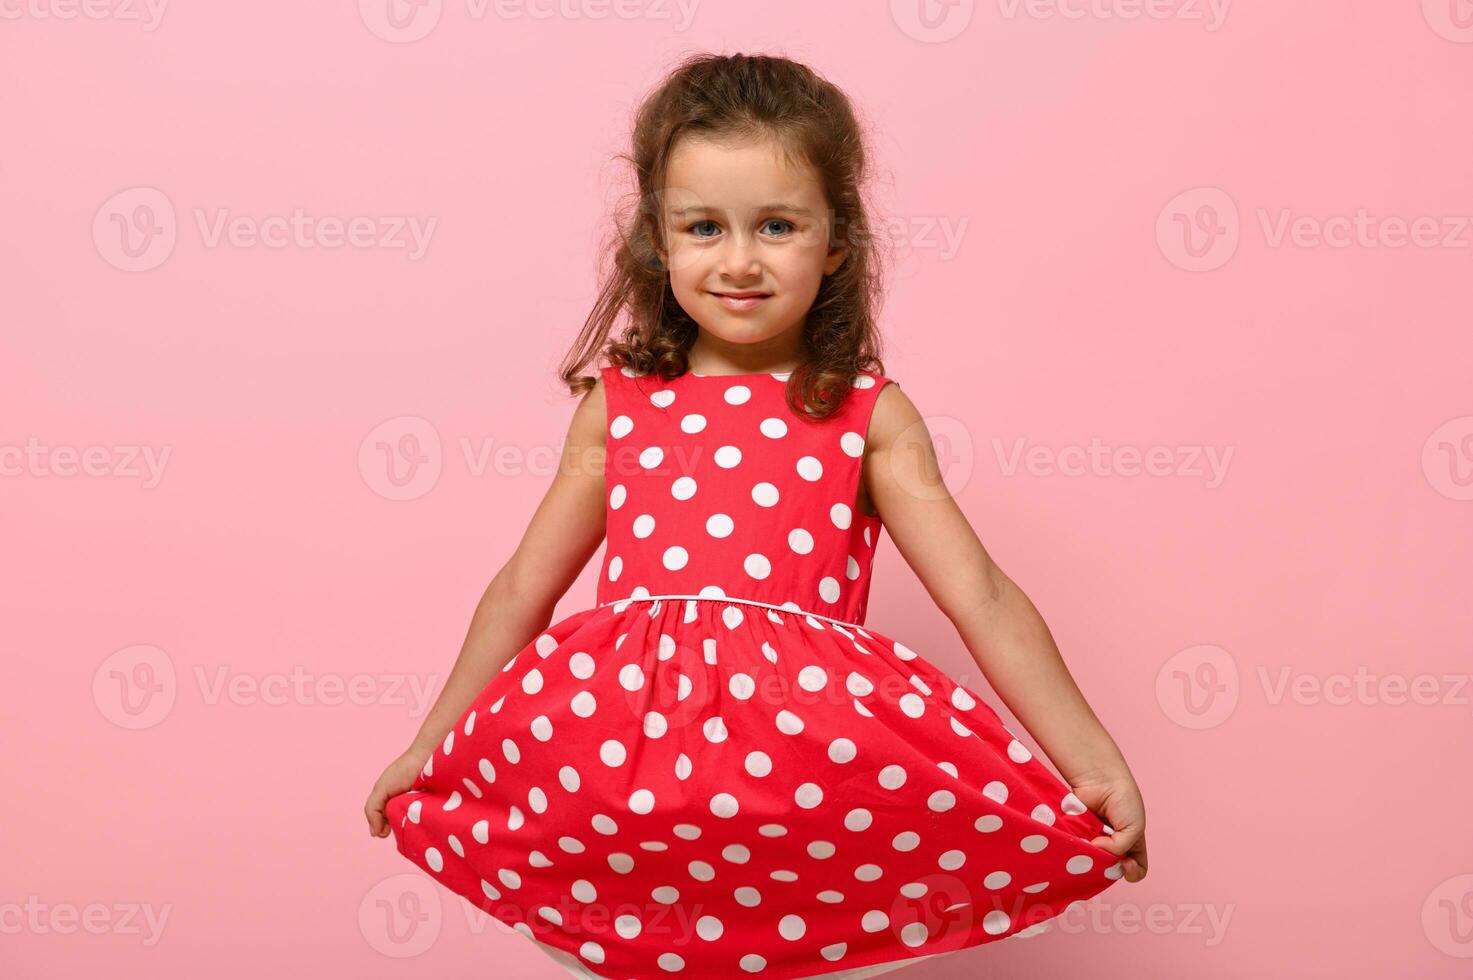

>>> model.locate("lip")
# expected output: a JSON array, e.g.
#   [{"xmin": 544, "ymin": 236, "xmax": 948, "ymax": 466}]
[{"xmin": 709, "ymin": 290, "xmax": 772, "ymax": 312}]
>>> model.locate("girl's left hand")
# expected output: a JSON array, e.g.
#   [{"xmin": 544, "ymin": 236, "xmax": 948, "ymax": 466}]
[{"xmin": 1070, "ymin": 769, "xmax": 1149, "ymax": 882}]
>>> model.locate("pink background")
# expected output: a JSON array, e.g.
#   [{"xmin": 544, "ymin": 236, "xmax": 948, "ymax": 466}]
[{"xmin": 5, "ymin": 1, "xmax": 1473, "ymax": 976}]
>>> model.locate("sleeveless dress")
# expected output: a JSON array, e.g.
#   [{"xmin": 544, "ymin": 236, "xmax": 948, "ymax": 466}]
[{"xmin": 385, "ymin": 365, "xmax": 1124, "ymax": 979}]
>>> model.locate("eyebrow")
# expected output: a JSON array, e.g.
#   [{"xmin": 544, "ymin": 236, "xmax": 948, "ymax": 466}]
[{"xmin": 668, "ymin": 203, "xmax": 814, "ymax": 217}]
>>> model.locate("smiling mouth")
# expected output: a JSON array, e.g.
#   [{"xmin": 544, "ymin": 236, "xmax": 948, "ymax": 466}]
[{"xmin": 710, "ymin": 291, "xmax": 772, "ymax": 299}]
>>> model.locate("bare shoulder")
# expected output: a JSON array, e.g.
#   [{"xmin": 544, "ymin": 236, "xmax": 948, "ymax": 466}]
[
  {"xmin": 566, "ymin": 372, "xmax": 608, "ymax": 446},
  {"xmin": 865, "ymin": 377, "xmax": 925, "ymax": 454}
]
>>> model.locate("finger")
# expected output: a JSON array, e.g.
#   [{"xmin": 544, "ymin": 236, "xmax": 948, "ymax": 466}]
[{"xmin": 366, "ymin": 790, "xmax": 387, "ymax": 835}]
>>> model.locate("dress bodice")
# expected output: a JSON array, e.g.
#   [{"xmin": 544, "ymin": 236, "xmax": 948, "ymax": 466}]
[{"xmin": 596, "ymin": 364, "xmax": 895, "ymax": 626}]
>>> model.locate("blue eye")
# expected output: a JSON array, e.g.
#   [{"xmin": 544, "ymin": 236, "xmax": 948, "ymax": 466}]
[
  {"xmin": 762, "ymin": 219, "xmax": 794, "ymax": 236},
  {"xmin": 689, "ymin": 220, "xmax": 719, "ymax": 238}
]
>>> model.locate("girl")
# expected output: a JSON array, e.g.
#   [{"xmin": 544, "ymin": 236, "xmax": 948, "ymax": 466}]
[{"xmin": 365, "ymin": 51, "xmax": 1147, "ymax": 980}]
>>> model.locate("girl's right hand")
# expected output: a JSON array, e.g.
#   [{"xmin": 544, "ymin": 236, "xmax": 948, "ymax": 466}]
[{"xmin": 364, "ymin": 747, "xmax": 430, "ymax": 839}]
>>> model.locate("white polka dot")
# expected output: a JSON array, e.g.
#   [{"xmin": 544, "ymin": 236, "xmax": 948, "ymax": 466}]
[
  {"xmin": 650, "ymin": 389, "xmax": 675, "ymax": 408},
  {"xmin": 714, "ymin": 445, "xmax": 742, "ymax": 468},
  {"xmin": 522, "ymin": 668, "xmax": 543, "ymax": 695},
  {"xmin": 739, "ymin": 954, "xmax": 766, "ymax": 972},
  {"xmin": 778, "ymin": 914, "xmax": 806, "ymax": 940},
  {"xmin": 568, "ymin": 652, "xmax": 595, "ymax": 679},
  {"xmin": 639, "ymin": 446, "xmax": 663, "ymax": 469},
  {"xmin": 984, "ymin": 870, "xmax": 1011, "ymax": 889},
  {"xmin": 818, "ymin": 577, "xmax": 841, "ymax": 603},
  {"xmin": 663, "ymin": 546, "xmax": 688, "ymax": 570},
  {"xmin": 610, "ymin": 484, "xmax": 627, "ymax": 509},
  {"xmin": 707, "ymin": 513, "xmax": 734, "ymax": 537},
  {"xmin": 600, "ymin": 740, "xmax": 627, "ymax": 766},
  {"xmin": 658, "ymin": 952, "xmax": 685, "ymax": 972},
  {"xmin": 424, "ymin": 847, "xmax": 443, "ymax": 872},
  {"xmin": 892, "ymin": 831, "xmax": 920, "ymax": 852},
  {"xmin": 735, "ymin": 886, "xmax": 762, "ymax": 907},
  {"xmin": 688, "ymin": 860, "xmax": 715, "ymax": 881},
  {"xmin": 729, "ymin": 673, "xmax": 756, "ymax": 699},
  {"xmin": 710, "ymin": 793, "xmax": 739, "ymax": 818},
  {"xmin": 681, "ymin": 414, "xmax": 706, "ymax": 433},
  {"xmin": 877, "ymin": 764, "xmax": 907, "ymax": 789},
  {"xmin": 1020, "ymin": 834, "xmax": 1049, "ymax": 853},
  {"xmin": 724, "ymin": 385, "xmax": 751, "ymax": 405},
  {"xmin": 619, "ymin": 663, "xmax": 644, "ymax": 691},
  {"xmin": 752, "ymin": 483, "xmax": 780, "ymax": 507},
  {"xmin": 797, "ymin": 456, "xmax": 823, "ymax": 481},
  {"xmin": 1066, "ymin": 855, "xmax": 1095, "ymax": 874},
  {"xmin": 1007, "ymin": 739, "xmax": 1032, "ymax": 763},
  {"xmin": 745, "ymin": 751, "xmax": 772, "ymax": 777},
  {"xmin": 841, "ymin": 431, "xmax": 865, "ymax": 457},
  {"xmin": 703, "ymin": 716, "xmax": 729, "ymax": 742},
  {"xmin": 861, "ymin": 910, "xmax": 889, "ymax": 931},
  {"xmin": 775, "ymin": 709, "xmax": 804, "ymax": 734},
  {"xmin": 632, "ymin": 513, "xmax": 655, "ymax": 537},
  {"xmin": 975, "ymin": 814, "xmax": 1003, "ymax": 833},
  {"xmin": 744, "ymin": 553, "xmax": 771, "ymax": 579},
  {"xmin": 530, "ymin": 715, "xmax": 553, "ymax": 740},
  {"xmin": 672, "ymin": 476, "xmax": 697, "ymax": 500},
  {"xmin": 939, "ymin": 849, "xmax": 966, "ymax": 870},
  {"xmin": 798, "ymin": 665, "xmax": 828, "ymax": 691},
  {"xmin": 901, "ymin": 921, "xmax": 928, "ymax": 947},
  {"xmin": 571, "ymin": 690, "xmax": 596, "ymax": 717},
  {"xmin": 607, "ymin": 555, "xmax": 623, "ymax": 581},
  {"xmin": 788, "ymin": 528, "xmax": 814, "ymax": 554},
  {"xmin": 722, "ymin": 844, "xmax": 751, "ymax": 864},
  {"xmin": 899, "ymin": 692, "xmax": 924, "ymax": 718},
  {"xmin": 794, "ymin": 783, "xmax": 823, "ymax": 808},
  {"xmin": 830, "ymin": 503, "xmax": 852, "ymax": 529},
  {"xmin": 610, "ymin": 415, "xmax": 634, "ymax": 438},
  {"xmin": 629, "ymin": 789, "xmax": 655, "ymax": 814},
  {"xmin": 644, "ymin": 712, "xmax": 668, "ymax": 738},
  {"xmin": 696, "ymin": 915, "xmax": 724, "ymax": 940},
  {"xmin": 844, "ymin": 808, "xmax": 873, "ymax": 831},
  {"xmin": 760, "ymin": 417, "xmax": 788, "ymax": 438},
  {"xmin": 928, "ymin": 790, "xmax": 955, "ymax": 812},
  {"xmin": 828, "ymin": 737, "xmax": 856, "ymax": 763},
  {"xmin": 983, "ymin": 910, "xmax": 1011, "ymax": 935}
]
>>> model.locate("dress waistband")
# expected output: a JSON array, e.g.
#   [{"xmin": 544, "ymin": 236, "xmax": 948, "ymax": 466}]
[{"xmin": 598, "ymin": 593, "xmax": 866, "ymax": 631}]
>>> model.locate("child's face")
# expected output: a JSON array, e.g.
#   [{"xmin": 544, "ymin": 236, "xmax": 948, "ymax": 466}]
[{"xmin": 656, "ymin": 135, "xmax": 845, "ymax": 352}]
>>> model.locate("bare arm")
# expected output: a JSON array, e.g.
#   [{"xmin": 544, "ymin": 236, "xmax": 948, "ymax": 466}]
[
  {"xmin": 404, "ymin": 377, "xmax": 609, "ymax": 758},
  {"xmin": 864, "ymin": 383, "xmax": 1146, "ymax": 879}
]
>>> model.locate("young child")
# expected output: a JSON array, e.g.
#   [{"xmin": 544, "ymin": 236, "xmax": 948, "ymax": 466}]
[{"xmin": 365, "ymin": 51, "xmax": 1147, "ymax": 980}]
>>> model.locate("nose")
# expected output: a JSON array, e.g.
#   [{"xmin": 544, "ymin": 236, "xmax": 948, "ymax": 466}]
[{"xmin": 716, "ymin": 232, "xmax": 762, "ymax": 282}]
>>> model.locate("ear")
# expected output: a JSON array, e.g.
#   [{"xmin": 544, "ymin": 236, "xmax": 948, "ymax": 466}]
[{"xmin": 823, "ymin": 244, "xmax": 847, "ymax": 276}]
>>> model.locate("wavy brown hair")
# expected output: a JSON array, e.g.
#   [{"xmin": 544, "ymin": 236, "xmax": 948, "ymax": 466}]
[{"xmin": 559, "ymin": 51, "xmax": 891, "ymax": 420}]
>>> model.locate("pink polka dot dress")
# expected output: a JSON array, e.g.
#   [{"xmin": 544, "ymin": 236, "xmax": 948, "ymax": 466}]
[{"xmin": 386, "ymin": 364, "xmax": 1124, "ymax": 979}]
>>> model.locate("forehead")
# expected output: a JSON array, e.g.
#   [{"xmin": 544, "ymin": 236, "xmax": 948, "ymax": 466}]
[{"xmin": 662, "ymin": 135, "xmax": 825, "ymax": 214}]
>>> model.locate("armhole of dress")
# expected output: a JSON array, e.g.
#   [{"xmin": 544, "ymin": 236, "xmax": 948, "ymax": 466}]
[{"xmin": 855, "ymin": 374, "xmax": 895, "ymax": 523}]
